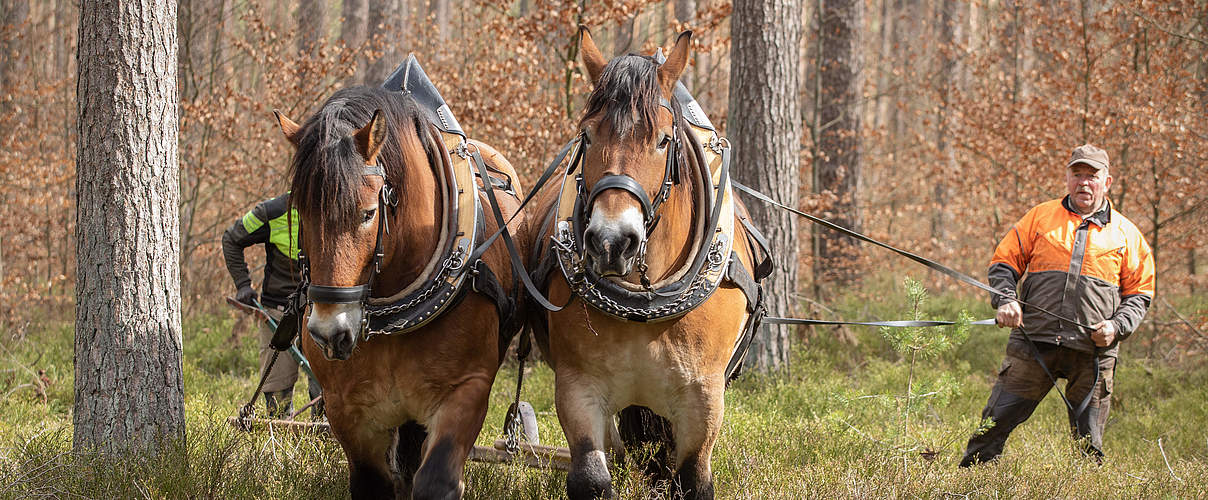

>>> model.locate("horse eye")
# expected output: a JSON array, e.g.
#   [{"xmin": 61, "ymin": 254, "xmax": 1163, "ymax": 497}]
[
  {"xmin": 657, "ymin": 134, "xmax": 672, "ymax": 150},
  {"xmin": 362, "ymin": 209, "xmax": 376, "ymax": 223}
]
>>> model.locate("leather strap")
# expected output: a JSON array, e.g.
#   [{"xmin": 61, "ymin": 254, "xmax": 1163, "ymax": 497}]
[
  {"xmin": 586, "ymin": 174, "xmax": 655, "ymax": 222},
  {"xmin": 308, "ymin": 284, "xmax": 369, "ymax": 304},
  {"xmin": 731, "ymin": 180, "xmax": 1096, "ymax": 331}
]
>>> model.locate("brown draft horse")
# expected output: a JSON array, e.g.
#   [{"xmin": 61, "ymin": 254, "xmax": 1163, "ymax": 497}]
[
  {"xmin": 529, "ymin": 29, "xmax": 763, "ymax": 499},
  {"xmin": 275, "ymin": 85, "xmax": 529, "ymax": 499}
]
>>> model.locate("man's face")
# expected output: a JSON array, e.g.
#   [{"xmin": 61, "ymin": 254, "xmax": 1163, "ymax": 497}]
[{"xmin": 1066, "ymin": 163, "xmax": 1112, "ymax": 215}]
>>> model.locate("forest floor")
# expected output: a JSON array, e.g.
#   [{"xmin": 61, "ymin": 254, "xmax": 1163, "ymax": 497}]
[{"xmin": 1, "ymin": 278, "xmax": 1205, "ymax": 498}]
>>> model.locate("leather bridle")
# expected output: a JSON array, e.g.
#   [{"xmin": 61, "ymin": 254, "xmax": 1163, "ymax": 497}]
[
  {"xmin": 577, "ymin": 97, "xmax": 682, "ymax": 238},
  {"xmin": 298, "ymin": 163, "xmax": 398, "ymax": 340}
]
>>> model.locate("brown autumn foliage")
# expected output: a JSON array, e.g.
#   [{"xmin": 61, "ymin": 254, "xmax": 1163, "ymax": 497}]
[{"xmin": 0, "ymin": 0, "xmax": 1203, "ymax": 350}]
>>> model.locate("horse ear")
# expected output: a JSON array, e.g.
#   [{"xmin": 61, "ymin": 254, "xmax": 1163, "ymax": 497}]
[
  {"xmin": 657, "ymin": 30, "xmax": 693, "ymax": 95},
  {"xmin": 354, "ymin": 109, "xmax": 388, "ymax": 166},
  {"xmin": 579, "ymin": 25, "xmax": 607, "ymax": 83},
  {"xmin": 273, "ymin": 109, "xmax": 301, "ymax": 146}
]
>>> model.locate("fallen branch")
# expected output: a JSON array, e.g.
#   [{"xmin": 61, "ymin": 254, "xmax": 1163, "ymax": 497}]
[{"xmin": 1158, "ymin": 438, "xmax": 1182, "ymax": 482}]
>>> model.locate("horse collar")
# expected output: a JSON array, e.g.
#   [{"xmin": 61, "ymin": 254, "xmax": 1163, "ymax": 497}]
[
  {"xmin": 361, "ymin": 131, "xmax": 485, "ymax": 337},
  {"xmin": 552, "ymin": 124, "xmax": 737, "ymax": 322}
]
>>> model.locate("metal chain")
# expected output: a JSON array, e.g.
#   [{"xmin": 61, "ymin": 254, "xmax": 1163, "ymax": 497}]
[{"xmin": 556, "ymin": 233, "xmax": 727, "ymax": 319}]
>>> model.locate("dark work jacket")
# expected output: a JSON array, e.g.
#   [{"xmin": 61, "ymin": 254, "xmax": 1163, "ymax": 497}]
[
  {"xmin": 221, "ymin": 193, "xmax": 301, "ymax": 309},
  {"xmin": 988, "ymin": 197, "xmax": 1155, "ymax": 357}
]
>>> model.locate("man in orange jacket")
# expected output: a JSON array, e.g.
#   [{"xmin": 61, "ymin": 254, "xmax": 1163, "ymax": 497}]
[{"xmin": 960, "ymin": 144, "xmax": 1155, "ymax": 466}]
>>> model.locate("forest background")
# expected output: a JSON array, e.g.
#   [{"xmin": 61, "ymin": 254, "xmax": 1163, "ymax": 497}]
[
  {"xmin": 0, "ymin": 0, "xmax": 1205, "ymax": 365},
  {"xmin": 0, "ymin": 0, "xmax": 1206, "ymax": 496}
]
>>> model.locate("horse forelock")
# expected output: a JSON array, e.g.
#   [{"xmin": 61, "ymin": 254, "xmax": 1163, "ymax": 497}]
[
  {"xmin": 288, "ymin": 86, "xmax": 436, "ymax": 235},
  {"xmin": 580, "ymin": 55, "xmax": 685, "ymax": 144}
]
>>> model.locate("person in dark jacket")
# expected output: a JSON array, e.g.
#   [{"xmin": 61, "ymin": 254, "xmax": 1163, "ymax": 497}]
[
  {"xmin": 222, "ymin": 193, "xmax": 321, "ymax": 418},
  {"xmin": 960, "ymin": 144, "xmax": 1155, "ymax": 466}
]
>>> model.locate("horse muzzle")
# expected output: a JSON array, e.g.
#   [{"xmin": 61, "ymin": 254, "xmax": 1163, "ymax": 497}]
[
  {"xmin": 584, "ymin": 218, "xmax": 643, "ymax": 277},
  {"xmin": 306, "ymin": 303, "xmax": 360, "ymax": 360}
]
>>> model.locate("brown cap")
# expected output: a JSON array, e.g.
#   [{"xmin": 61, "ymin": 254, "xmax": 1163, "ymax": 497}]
[{"xmin": 1066, "ymin": 144, "xmax": 1109, "ymax": 171}]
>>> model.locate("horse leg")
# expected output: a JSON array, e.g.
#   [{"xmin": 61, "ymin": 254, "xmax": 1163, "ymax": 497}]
[
  {"xmin": 411, "ymin": 377, "xmax": 493, "ymax": 500},
  {"xmin": 394, "ymin": 421, "xmax": 428, "ymax": 497},
  {"xmin": 330, "ymin": 420, "xmax": 401, "ymax": 499},
  {"xmin": 557, "ymin": 377, "xmax": 615, "ymax": 500},
  {"xmin": 668, "ymin": 381, "xmax": 725, "ymax": 500}
]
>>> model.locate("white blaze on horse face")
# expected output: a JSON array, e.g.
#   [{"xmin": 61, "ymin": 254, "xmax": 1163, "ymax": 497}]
[{"xmin": 307, "ymin": 302, "xmax": 362, "ymax": 359}]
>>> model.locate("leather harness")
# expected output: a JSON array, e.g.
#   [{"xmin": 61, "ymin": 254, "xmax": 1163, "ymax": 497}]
[
  {"xmin": 531, "ymin": 77, "xmax": 773, "ymax": 381},
  {"xmin": 278, "ymin": 56, "xmax": 518, "ymax": 345}
]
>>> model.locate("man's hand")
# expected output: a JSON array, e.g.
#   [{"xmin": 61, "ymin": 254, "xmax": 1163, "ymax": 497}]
[
  {"xmin": 1091, "ymin": 320, "xmax": 1117, "ymax": 347},
  {"xmin": 995, "ymin": 301, "xmax": 1023, "ymax": 328},
  {"xmin": 236, "ymin": 286, "xmax": 259, "ymax": 307}
]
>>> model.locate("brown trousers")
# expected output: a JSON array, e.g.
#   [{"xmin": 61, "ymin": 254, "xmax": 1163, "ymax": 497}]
[
  {"xmin": 961, "ymin": 339, "xmax": 1115, "ymax": 466},
  {"xmin": 258, "ymin": 308, "xmax": 300, "ymax": 393}
]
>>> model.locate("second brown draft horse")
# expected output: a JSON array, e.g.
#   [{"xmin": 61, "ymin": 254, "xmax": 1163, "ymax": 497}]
[
  {"xmin": 275, "ymin": 84, "xmax": 529, "ymax": 499},
  {"xmin": 529, "ymin": 28, "xmax": 768, "ymax": 500}
]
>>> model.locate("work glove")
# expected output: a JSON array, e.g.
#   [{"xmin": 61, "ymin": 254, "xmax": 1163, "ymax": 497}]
[{"xmin": 236, "ymin": 286, "xmax": 259, "ymax": 307}]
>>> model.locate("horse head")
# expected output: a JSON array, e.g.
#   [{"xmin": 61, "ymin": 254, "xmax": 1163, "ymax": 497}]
[
  {"xmin": 576, "ymin": 27, "xmax": 693, "ymax": 278},
  {"xmin": 276, "ymin": 87, "xmax": 437, "ymax": 360}
]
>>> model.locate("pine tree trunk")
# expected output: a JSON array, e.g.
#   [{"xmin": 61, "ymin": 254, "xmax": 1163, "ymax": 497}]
[
  {"xmin": 814, "ymin": 0, "xmax": 864, "ymax": 286},
  {"xmin": 432, "ymin": 0, "xmax": 449, "ymax": 42},
  {"xmin": 365, "ymin": 0, "xmax": 402, "ymax": 83},
  {"xmin": 674, "ymin": 0, "xmax": 697, "ymax": 90},
  {"xmin": 614, "ymin": 15, "xmax": 636, "ymax": 54},
  {"xmin": 1, "ymin": 0, "xmax": 29, "ymax": 113},
  {"xmin": 932, "ymin": 0, "xmax": 964, "ymax": 241},
  {"xmin": 729, "ymin": 0, "xmax": 803, "ymax": 371},
  {"xmin": 341, "ymin": 0, "xmax": 368, "ymax": 85},
  {"xmin": 74, "ymin": 0, "xmax": 184, "ymax": 454}
]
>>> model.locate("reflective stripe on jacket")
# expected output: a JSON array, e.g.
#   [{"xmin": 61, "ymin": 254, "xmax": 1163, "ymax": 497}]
[
  {"xmin": 988, "ymin": 197, "xmax": 1155, "ymax": 357},
  {"xmin": 221, "ymin": 193, "xmax": 301, "ymax": 308}
]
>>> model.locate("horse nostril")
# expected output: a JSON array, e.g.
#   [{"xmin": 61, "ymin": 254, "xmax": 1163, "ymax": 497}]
[
  {"xmin": 620, "ymin": 232, "xmax": 640, "ymax": 258},
  {"xmin": 585, "ymin": 227, "xmax": 604, "ymax": 256}
]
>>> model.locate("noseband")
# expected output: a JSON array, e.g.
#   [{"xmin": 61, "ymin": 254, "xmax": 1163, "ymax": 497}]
[
  {"xmin": 299, "ymin": 163, "xmax": 398, "ymax": 339},
  {"xmin": 579, "ymin": 98, "xmax": 682, "ymax": 237}
]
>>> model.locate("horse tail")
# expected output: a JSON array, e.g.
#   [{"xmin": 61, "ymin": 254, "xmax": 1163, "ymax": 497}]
[{"xmin": 617, "ymin": 406, "xmax": 674, "ymax": 482}]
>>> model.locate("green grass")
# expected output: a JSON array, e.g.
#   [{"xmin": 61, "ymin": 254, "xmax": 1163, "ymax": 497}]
[{"xmin": 2, "ymin": 282, "xmax": 1206, "ymax": 498}]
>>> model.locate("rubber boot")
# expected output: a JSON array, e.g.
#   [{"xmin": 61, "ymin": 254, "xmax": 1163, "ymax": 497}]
[{"xmin": 264, "ymin": 388, "xmax": 294, "ymax": 419}]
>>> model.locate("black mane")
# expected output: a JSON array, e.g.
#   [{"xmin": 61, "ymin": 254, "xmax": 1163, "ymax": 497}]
[
  {"xmin": 580, "ymin": 54, "xmax": 685, "ymax": 142},
  {"xmin": 288, "ymin": 86, "xmax": 438, "ymax": 233}
]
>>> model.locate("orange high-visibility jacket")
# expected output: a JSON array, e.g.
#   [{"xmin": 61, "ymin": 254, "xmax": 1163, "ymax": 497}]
[{"xmin": 989, "ymin": 197, "xmax": 1155, "ymax": 356}]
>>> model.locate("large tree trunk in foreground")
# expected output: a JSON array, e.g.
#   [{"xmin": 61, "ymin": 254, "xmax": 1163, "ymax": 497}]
[
  {"xmin": 729, "ymin": 0, "xmax": 804, "ymax": 371},
  {"xmin": 75, "ymin": 0, "xmax": 184, "ymax": 454}
]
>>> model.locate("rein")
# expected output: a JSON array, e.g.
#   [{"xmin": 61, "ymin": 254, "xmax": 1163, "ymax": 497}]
[{"xmin": 731, "ymin": 180, "xmax": 1102, "ymax": 420}]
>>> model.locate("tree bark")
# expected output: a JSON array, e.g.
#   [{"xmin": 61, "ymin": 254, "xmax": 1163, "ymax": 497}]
[
  {"xmin": 932, "ymin": 0, "xmax": 964, "ymax": 241},
  {"xmin": 814, "ymin": 0, "xmax": 864, "ymax": 286},
  {"xmin": 296, "ymin": 0, "xmax": 327, "ymax": 85},
  {"xmin": 341, "ymin": 0, "xmax": 368, "ymax": 85},
  {"xmin": 431, "ymin": 0, "xmax": 449, "ymax": 42},
  {"xmin": 365, "ymin": 0, "xmax": 403, "ymax": 84},
  {"xmin": 674, "ymin": 0, "xmax": 698, "ymax": 91},
  {"xmin": 75, "ymin": 0, "xmax": 184, "ymax": 454},
  {"xmin": 729, "ymin": 0, "xmax": 803, "ymax": 371},
  {"xmin": 0, "ymin": 0, "xmax": 29, "ymax": 111},
  {"xmin": 298, "ymin": 0, "xmax": 327, "ymax": 55},
  {"xmin": 614, "ymin": 15, "xmax": 636, "ymax": 54}
]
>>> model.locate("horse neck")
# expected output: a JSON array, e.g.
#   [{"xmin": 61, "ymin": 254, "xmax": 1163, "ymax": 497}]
[
  {"xmin": 376, "ymin": 148, "xmax": 442, "ymax": 297},
  {"xmin": 640, "ymin": 155, "xmax": 697, "ymax": 282}
]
